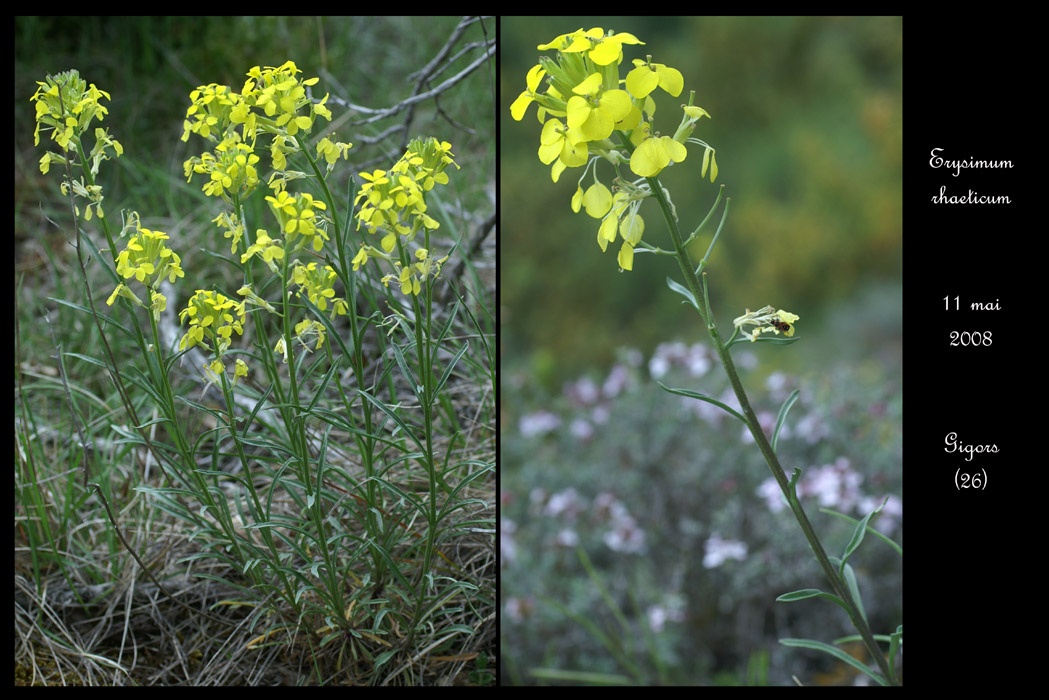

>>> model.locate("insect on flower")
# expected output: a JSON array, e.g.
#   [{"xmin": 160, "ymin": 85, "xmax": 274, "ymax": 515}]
[{"xmin": 769, "ymin": 318, "xmax": 791, "ymax": 333}]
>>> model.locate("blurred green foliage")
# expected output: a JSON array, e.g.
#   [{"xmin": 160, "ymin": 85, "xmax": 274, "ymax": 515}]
[
  {"xmin": 501, "ymin": 16, "xmax": 901, "ymax": 387},
  {"xmin": 501, "ymin": 349, "xmax": 902, "ymax": 685}
]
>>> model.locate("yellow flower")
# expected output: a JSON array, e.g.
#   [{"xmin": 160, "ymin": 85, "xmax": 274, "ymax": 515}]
[
  {"xmin": 317, "ymin": 135, "xmax": 353, "ymax": 169},
  {"xmin": 625, "ymin": 59, "xmax": 683, "ymax": 99},
  {"xmin": 538, "ymin": 118, "xmax": 587, "ymax": 168},
  {"xmin": 294, "ymin": 319, "xmax": 326, "ymax": 352},
  {"xmin": 240, "ymin": 229, "xmax": 285, "ymax": 272},
  {"xmin": 566, "ymin": 83, "xmax": 632, "ymax": 142},
  {"xmin": 510, "ymin": 64, "xmax": 548, "ymax": 122},
  {"xmin": 351, "ymin": 246, "xmax": 369, "ymax": 270},
  {"xmin": 274, "ymin": 336, "xmax": 288, "ymax": 364},
  {"xmin": 178, "ymin": 289, "xmax": 245, "ymax": 354},
  {"xmin": 542, "ymin": 27, "xmax": 644, "ymax": 66},
  {"xmin": 630, "ymin": 134, "xmax": 688, "ymax": 178},
  {"xmin": 113, "ymin": 227, "xmax": 184, "ymax": 288}
]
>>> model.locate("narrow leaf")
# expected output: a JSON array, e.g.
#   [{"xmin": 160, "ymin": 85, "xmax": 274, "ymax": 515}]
[
  {"xmin": 840, "ymin": 499, "xmax": 887, "ymax": 573},
  {"xmin": 433, "ymin": 341, "xmax": 469, "ymax": 399},
  {"xmin": 841, "ymin": 563, "xmax": 868, "ymax": 624},
  {"xmin": 657, "ymin": 381, "xmax": 745, "ymax": 423},
  {"xmin": 665, "ymin": 276, "xmax": 700, "ymax": 312},
  {"xmin": 780, "ymin": 638, "xmax": 889, "ymax": 686},
  {"xmin": 772, "ymin": 389, "xmax": 800, "ymax": 452},
  {"xmin": 776, "ymin": 588, "xmax": 851, "ymax": 616},
  {"xmin": 820, "ymin": 506, "xmax": 902, "ymax": 557}
]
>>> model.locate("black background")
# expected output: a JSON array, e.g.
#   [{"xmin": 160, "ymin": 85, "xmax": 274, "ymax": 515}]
[{"xmin": 909, "ymin": 14, "xmax": 1033, "ymax": 684}]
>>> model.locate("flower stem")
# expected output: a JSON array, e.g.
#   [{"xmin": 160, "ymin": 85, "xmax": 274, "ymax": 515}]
[{"xmin": 644, "ymin": 165, "xmax": 898, "ymax": 685}]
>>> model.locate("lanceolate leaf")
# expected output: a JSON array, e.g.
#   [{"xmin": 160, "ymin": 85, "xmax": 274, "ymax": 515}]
[
  {"xmin": 779, "ymin": 638, "xmax": 889, "ymax": 686},
  {"xmin": 665, "ymin": 276, "xmax": 700, "ymax": 313},
  {"xmin": 772, "ymin": 389, "xmax": 800, "ymax": 452},
  {"xmin": 657, "ymin": 381, "xmax": 745, "ymax": 423}
]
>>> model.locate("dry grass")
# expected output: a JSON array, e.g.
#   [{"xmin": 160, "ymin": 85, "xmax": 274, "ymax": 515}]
[{"xmin": 15, "ymin": 380, "xmax": 495, "ymax": 686}]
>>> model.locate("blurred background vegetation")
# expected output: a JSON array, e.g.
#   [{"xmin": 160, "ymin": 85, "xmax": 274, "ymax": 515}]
[
  {"xmin": 501, "ymin": 16, "xmax": 902, "ymax": 390},
  {"xmin": 500, "ymin": 345, "xmax": 903, "ymax": 685}
]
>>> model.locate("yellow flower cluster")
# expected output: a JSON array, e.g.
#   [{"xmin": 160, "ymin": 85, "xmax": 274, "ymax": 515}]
[
  {"xmin": 106, "ymin": 225, "xmax": 185, "ymax": 321},
  {"xmin": 184, "ymin": 140, "xmax": 260, "ymax": 200},
  {"xmin": 510, "ymin": 28, "xmax": 718, "ymax": 270},
  {"xmin": 31, "ymin": 70, "xmax": 123, "ymax": 220},
  {"xmin": 292, "ymin": 262, "xmax": 349, "ymax": 317},
  {"xmin": 381, "ymin": 248, "xmax": 450, "ymax": 297},
  {"xmin": 352, "ymin": 137, "xmax": 458, "ymax": 296},
  {"xmin": 179, "ymin": 62, "xmax": 353, "ymax": 371},
  {"xmin": 179, "ymin": 289, "xmax": 245, "ymax": 356},
  {"xmin": 181, "ymin": 60, "xmax": 349, "ymax": 203},
  {"xmin": 31, "ymin": 69, "xmax": 112, "ymax": 150},
  {"xmin": 181, "ymin": 61, "xmax": 332, "ymax": 147}
]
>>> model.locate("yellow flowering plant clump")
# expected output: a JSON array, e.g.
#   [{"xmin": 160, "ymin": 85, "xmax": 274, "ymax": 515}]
[
  {"xmin": 28, "ymin": 60, "xmax": 363, "ymax": 622},
  {"xmin": 511, "ymin": 27, "xmax": 718, "ymax": 271},
  {"xmin": 28, "ymin": 33, "xmax": 492, "ymax": 678},
  {"xmin": 510, "ymin": 27, "xmax": 899, "ymax": 687}
]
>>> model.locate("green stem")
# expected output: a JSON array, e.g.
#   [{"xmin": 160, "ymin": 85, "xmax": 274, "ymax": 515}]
[
  {"xmin": 397, "ymin": 232, "xmax": 441, "ymax": 647},
  {"xmin": 292, "ymin": 134, "xmax": 386, "ymax": 587},
  {"xmin": 216, "ymin": 367, "xmax": 304, "ymax": 615},
  {"xmin": 635, "ymin": 146, "xmax": 897, "ymax": 685},
  {"xmin": 64, "ymin": 133, "xmax": 167, "ymax": 476}
]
